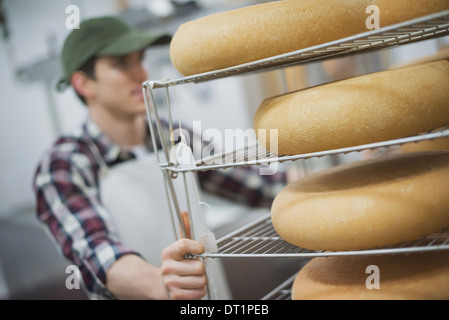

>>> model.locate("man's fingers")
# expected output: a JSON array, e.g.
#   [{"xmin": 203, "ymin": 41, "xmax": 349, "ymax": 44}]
[
  {"xmin": 161, "ymin": 255, "xmax": 208, "ymax": 300},
  {"xmin": 161, "ymin": 238, "xmax": 205, "ymax": 261},
  {"xmin": 167, "ymin": 286, "xmax": 207, "ymax": 300},
  {"xmin": 163, "ymin": 272, "xmax": 207, "ymax": 290},
  {"xmin": 161, "ymin": 259, "xmax": 205, "ymax": 276},
  {"xmin": 160, "ymin": 236, "xmax": 207, "ymax": 300}
]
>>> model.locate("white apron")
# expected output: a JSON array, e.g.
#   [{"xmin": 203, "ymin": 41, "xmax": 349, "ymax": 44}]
[{"xmin": 95, "ymin": 145, "xmax": 231, "ymax": 299}]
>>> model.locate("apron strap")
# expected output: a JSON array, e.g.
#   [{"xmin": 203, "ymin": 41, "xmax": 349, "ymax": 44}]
[{"xmin": 86, "ymin": 138, "xmax": 110, "ymax": 179}]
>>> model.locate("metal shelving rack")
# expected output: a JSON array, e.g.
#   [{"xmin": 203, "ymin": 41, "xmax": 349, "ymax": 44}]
[
  {"xmin": 197, "ymin": 213, "xmax": 449, "ymax": 259},
  {"xmin": 142, "ymin": 10, "xmax": 449, "ymax": 299}
]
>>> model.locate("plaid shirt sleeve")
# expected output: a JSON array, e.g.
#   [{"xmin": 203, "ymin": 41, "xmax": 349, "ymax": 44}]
[{"xmin": 33, "ymin": 138, "xmax": 139, "ymax": 299}]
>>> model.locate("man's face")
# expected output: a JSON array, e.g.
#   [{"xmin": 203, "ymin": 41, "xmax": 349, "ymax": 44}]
[{"xmin": 91, "ymin": 50, "xmax": 148, "ymax": 117}]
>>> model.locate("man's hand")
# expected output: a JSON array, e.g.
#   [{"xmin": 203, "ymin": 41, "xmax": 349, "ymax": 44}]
[
  {"xmin": 106, "ymin": 211, "xmax": 207, "ymax": 300},
  {"xmin": 161, "ymin": 238, "xmax": 207, "ymax": 300},
  {"xmin": 105, "ymin": 238, "xmax": 207, "ymax": 300},
  {"xmin": 162, "ymin": 211, "xmax": 207, "ymax": 300}
]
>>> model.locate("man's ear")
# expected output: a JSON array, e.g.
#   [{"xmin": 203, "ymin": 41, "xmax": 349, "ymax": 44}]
[{"xmin": 71, "ymin": 71, "xmax": 96, "ymax": 100}]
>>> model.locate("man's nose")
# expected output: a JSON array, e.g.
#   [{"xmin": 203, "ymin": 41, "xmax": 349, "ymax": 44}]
[{"xmin": 133, "ymin": 63, "xmax": 148, "ymax": 83}]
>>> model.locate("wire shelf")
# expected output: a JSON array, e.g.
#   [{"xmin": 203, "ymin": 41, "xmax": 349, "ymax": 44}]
[
  {"xmin": 194, "ymin": 214, "xmax": 449, "ymax": 259},
  {"xmin": 161, "ymin": 127, "xmax": 449, "ymax": 173},
  {"xmin": 143, "ymin": 10, "xmax": 449, "ymax": 89},
  {"xmin": 261, "ymin": 213, "xmax": 449, "ymax": 300},
  {"xmin": 261, "ymin": 273, "xmax": 296, "ymax": 300}
]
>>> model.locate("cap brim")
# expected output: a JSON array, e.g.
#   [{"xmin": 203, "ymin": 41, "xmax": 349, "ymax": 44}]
[{"xmin": 98, "ymin": 31, "xmax": 172, "ymax": 56}]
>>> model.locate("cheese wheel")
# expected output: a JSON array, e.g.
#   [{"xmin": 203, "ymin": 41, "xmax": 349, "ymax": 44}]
[
  {"xmin": 271, "ymin": 151, "xmax": 449, "ymax": 251},
  {"xmin": 292, "ymin": 252, "xmax": 449, "ymax": 300},
  {"xmin": 169, "ymin": 0, "xmax": 449, "ymax": 76},
  {"xmin": 254, "ymin": 60, "xmax": 449, "ymax": 155}
]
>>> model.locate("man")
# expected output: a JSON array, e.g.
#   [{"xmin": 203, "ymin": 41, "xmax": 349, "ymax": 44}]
[{"xmin": 33, "ymin": 16, "xmax": 286, "ymax": 300}]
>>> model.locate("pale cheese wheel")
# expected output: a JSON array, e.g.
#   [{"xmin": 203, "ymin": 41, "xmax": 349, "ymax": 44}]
[
  {"xmin": 271, "ymin": 151, "xmax": 449, "ymax": 251},
  {"xmin": 169, "ymin": 0, "xmax": 449, "ymax": 76},
  {"xmin": 254, "ymin": 60, "xmax": 449, "ymax": 155},
  {"xmin": 292, "ymin": 252, "xmax": 449, "ymax": 300}
]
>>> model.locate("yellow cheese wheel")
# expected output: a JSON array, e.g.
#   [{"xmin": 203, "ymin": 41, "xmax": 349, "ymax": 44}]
[
  {"xmin": 271, "ymin": 151, "xmax": 449, "ymax": 251},
  {"xmin": 254, "ymin": 60, "xmax": 449, "ymax": 156},
  {"xmin": 169, "ymin": 0, "xmax": 449, "ymax": 76},
  {"xmin": 292, "ymin": 252, "xmax": 449, "ymax": 300}
]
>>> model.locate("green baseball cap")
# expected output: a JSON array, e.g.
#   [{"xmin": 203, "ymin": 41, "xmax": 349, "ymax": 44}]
[{"xmin": 57, "ymin": 16, "xmax": 171, "ymax": 91}]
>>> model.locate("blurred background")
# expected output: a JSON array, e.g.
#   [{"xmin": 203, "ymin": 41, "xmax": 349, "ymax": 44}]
[{"xmin": 0, "ymin": 0, "xmax": 447, "ymax": 299}]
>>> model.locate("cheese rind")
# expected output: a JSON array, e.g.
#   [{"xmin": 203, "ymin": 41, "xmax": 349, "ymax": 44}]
[
  {"xmin": 254, "ymin": 60, "xmax": 449, "ymax": 155},
  {"xmin": 292, "ymin": 252, "xmax": 449, "ymax": 300},
  {"xmin": 271, "ymin": 151, "xmax": 449, "ymax": 251}
]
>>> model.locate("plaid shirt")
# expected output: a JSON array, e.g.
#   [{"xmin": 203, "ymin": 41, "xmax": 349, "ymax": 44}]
[{"xmin": 33, "ymin": 117, "xmax": 286, "ymax": 299}]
